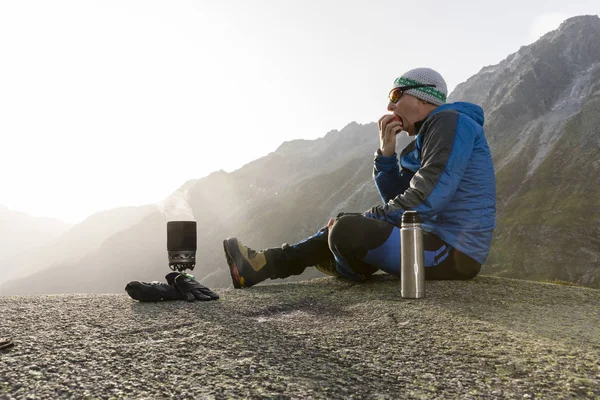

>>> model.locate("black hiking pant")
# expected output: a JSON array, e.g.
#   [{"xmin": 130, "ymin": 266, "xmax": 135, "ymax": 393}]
[{"xmin": 264, "ymin": 214, "xmax": 481, "ymax": 281}]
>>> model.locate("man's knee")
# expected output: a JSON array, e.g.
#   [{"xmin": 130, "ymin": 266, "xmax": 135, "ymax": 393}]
[
  {"xmin": 458, "ymin": 263, "xmax": 481, "ymax": 280},
  {"xmin": 328, "ymin": 215, "xmax": 362, "ymax": 255},
  {"xmin": 328, "ymin": 215, "xmax": 379, "ymax": 277},
  {"xmin": 453, "ymin": 252, "xmax": 481, "ymax": 280}
]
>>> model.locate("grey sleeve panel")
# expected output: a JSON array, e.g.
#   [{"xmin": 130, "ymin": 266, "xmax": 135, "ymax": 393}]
[
  {"xmin": 387, "ymin": 110, "xmax": 459, "ymax": 212},
  {"xmin": 399, "ymin": 139, "xmax": 417, "ymax": 158}
]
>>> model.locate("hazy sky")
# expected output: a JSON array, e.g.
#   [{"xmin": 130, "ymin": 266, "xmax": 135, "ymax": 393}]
[{"xmin": 1, "ymin": 0, "xmax": 599, "ymax": 223}]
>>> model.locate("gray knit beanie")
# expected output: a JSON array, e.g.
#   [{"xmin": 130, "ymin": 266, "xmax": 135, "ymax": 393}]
[{"xmin": 393, "ymin": 68, "xmax": 448, "ymax": 106}]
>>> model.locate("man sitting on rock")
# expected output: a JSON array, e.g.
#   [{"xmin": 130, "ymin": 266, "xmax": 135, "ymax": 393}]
[{"xmin": 223, "ymin": 67, "xmax": 496, "ymax": 288}]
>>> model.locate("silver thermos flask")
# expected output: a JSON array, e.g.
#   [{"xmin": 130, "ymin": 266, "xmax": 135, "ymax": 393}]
[{"xmin": 401, "ymin": 210, "xmax": 425, "ymax": 298}]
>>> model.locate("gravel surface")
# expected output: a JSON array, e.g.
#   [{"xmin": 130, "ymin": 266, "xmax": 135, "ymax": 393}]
[{"xmin": 1, "ymin": 275, "xmax": 599, "ymax": 399}]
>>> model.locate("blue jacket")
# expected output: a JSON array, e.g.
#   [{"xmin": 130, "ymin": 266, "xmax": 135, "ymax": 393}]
[{"xmin": 365, "ymin": 102, "xmax": 496, "ymax": 265}]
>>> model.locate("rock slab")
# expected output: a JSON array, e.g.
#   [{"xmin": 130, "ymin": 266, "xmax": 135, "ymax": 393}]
[{"xmin": 1, "ymin": 275, "xmax": 599, "ymax": 399}]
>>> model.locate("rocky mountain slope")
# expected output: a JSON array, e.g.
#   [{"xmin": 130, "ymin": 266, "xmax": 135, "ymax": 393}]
[
  {"xmin": 450, "ymin": 15, "xmax": 600, "ymax": 286},
  {"xmin": 0, "ymin": 207, "xmax": 71, "ymax": 284},
  {"xmin": 0, "ymin": 205, "xmax": 157, "ymax": 290}
]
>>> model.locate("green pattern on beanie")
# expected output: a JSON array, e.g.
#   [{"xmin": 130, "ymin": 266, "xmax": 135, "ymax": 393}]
[
  {"xmin": 392, "ymin": 68, "xmax": 448, "ymax": 105},
  {"xmin": 393, "ymin": 77, "xmax": 447, "ymax": 103}
]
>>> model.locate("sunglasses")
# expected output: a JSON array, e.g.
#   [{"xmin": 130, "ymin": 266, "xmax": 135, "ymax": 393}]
[{"xmin": 388, "ymin": 84, "xmax": 437, "ymax": 103}]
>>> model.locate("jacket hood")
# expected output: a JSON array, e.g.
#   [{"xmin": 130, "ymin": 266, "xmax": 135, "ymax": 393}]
[{"xmin": 431, "ymin": 102, "xmax": 485, "ymax": 126}]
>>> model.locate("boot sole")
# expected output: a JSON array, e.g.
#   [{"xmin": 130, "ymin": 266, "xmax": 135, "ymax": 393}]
[{"xmin": 223, "ymin": 239, "xmax": 243, "ymax": 289}]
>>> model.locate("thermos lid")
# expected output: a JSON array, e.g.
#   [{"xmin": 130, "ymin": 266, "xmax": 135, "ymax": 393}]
[{"xmin": 402, "ymin": 210, "xmax": 420, "ymax": 224}]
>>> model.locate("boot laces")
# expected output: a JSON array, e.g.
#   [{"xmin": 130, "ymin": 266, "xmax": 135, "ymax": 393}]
[{"xmin": 247, "ymin": 247, "xmax": 258, "ymax": 259}]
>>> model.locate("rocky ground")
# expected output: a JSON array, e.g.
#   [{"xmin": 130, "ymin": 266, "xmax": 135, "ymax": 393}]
[{"xmin": 1, "ymin": 275, "xmax": 599, "ymax": 399}]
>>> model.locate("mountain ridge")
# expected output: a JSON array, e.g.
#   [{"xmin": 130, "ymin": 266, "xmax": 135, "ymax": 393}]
[
  {"xmin": 448, "ymin": 15, "xmax": 600, "ymax": 286},
  {"xmin": 0, "ymin": 206, "xmax": 72, "ymax": 284}
]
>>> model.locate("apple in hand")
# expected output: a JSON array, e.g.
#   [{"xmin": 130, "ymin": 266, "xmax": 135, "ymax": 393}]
[{"xmin": 389, "ymin": 114, "xmax": 403, "ymax": 133}]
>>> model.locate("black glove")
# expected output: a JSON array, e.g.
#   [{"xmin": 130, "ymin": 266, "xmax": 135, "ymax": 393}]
[
  {"xmin": 125, "ymin": 279, "xmax": 184, "ymax": 302},
  {"xmin": 166, "ymin": 272, "xmax": 219, "ymax": 302}
]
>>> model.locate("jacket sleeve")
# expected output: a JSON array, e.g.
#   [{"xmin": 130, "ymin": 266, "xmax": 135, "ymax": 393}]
[
  {"xmin": 373, "ymin": 150, "xmax": 415, "ymax": 204},
  {"xmin": 365, "ymin": 111, "xmax": 475, "ymax": 224}
]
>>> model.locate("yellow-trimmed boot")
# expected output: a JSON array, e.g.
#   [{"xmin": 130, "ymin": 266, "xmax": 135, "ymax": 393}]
[{"xmin": 223, "ymin": 238, "xmax": 272, "ymax": 288}]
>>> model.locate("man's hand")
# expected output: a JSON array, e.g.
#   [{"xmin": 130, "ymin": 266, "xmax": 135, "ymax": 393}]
[
  {"xmin": 327, "ymin": 218, "xmax": 335, "ymax": 229},
  {"xmin": 378, "ymin": 114, "xmax": 403, "ymax": 156},
  {"xmin": 327, "ymin": 212, "xmax": 364, "ymax": 229},
  {"xmin": 166, "ymin": 272, "xmax": 219, "ymax": 302}
]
